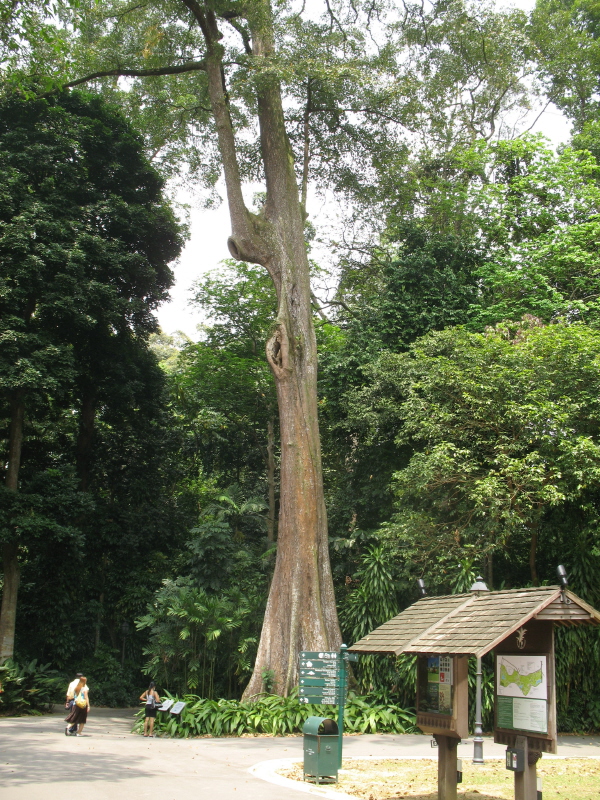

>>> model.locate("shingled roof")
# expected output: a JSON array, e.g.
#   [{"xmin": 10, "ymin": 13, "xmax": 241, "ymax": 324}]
[{"xmin": 348, "ymin": 586, "xmax": 600, "ymax": 659}]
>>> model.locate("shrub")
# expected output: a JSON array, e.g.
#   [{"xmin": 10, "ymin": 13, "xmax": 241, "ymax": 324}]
[
  {"xmin": 0, "ymin": 659, "xmax": 63, "ymax": 714},
  {"xmin": 132, "ymin": 690, "xmax": 416, "ymax": 737}
]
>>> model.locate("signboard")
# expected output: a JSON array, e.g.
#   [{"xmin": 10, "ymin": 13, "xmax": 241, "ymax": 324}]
[
  {"xmin": 418, "ymin": 655, "xmax": 454, "ymax": 715},
  {"xmin": 299, "ymin": 695, "xmax": 344, "ymax": 705},
  {"xmin": 300, "ymin": 677, "xmax": 341, "ymax": 688},
  {"xmin": 300, "ymin": 651, "xmax": 339, "ymax": 660},
  {"xmin": 298, "ymin": 649, "xmax": 348, "ymax": 706},
  {"xmin": 494, "ymin": 619, "xmax": 557, "ymax": 754},
  {"xmin": 496, "ymin": 655, "xmax": 548, "ymax": 734},
  {"xmin": 170, "ymin": 701, "xmax": 186, "ymax": 715},
  {"xmin": 299, "ymin": 685, "xmax": 347, "ymax": 703},
  {"xmin": 300, "ymin": 659, "xmax": 341, "ymax": 674},
  {"xmin": 416, "ymin": 654, "xmax": 468, "ymax": 739},
  {"xmin": 158, "ymin": 699, "xmax": 173, "ymax": 712}
]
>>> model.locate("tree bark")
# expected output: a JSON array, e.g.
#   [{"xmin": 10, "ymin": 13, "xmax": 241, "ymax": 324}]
[
  {"xmin": 266, "ymin": 416, "xmax": 277, "ymax": 543},
  {"xmin": 0, "ymin": 390, "xmax": 25, "ymax": 662}
]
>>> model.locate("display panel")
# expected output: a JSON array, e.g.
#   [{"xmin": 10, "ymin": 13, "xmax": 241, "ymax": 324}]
[
  {"xmin": 417, "ymin": 655, "xmax": 454, "ymax": 715},
  {"xmin": 495, "ymin": 655, "xmax": 548, "ymax": 734}
]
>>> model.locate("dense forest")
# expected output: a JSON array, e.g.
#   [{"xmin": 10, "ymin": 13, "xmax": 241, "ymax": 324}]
[{"xmin": 1, "ymin": 0, "xmax": 600, "ymax": 732}]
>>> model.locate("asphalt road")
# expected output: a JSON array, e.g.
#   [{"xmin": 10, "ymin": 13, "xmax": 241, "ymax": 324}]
[{"xmin": 2, "ymin": 708, "xmax": 599, "ymax": 800}]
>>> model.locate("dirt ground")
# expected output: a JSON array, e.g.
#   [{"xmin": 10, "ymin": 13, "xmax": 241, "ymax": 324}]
[{"xmin": 280, "ymin": 758, "xmax": 600, "ymax": 800}]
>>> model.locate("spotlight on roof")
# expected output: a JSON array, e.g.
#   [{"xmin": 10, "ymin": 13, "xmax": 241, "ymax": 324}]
[
  {"xmin": 557, "ymin": 564, "xmax": 569, "ymax": 588},
  {"xmin": 417, "ymin": 578, "xmax": 427, "ymax": 597}
]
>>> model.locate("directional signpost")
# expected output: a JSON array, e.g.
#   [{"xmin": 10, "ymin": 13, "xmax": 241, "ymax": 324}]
[{"xmin": 298, "ymin": 645, "xmax": 358, "ymax": 767}]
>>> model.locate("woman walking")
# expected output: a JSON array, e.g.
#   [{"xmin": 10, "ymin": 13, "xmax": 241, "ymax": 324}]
[
  {"xmin": 64, "ymin": 676, "xmax": 90, "ymax": 736},
  {"xmin": 140, "ymin": 681, "xmax": 161, "ymax": 737}
]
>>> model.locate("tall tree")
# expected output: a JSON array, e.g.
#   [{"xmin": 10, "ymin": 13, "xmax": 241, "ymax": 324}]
[
  {"xmin": 5, "ymin": 0, "xmax": 540, "ymax": 694},
  {"xmin": 0, "ymin": 89, "xmax": 181, "ymax": 660}
]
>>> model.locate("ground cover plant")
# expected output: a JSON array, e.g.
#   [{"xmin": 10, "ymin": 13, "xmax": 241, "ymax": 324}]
[
  {"xmin": 0, "ymin": 659, "xmax": 63, "ymax": 715},
  {"xmin": 133, "ymin": 692, "xmax": 416, "ymax": 737},
  {"xmin": 281, "ymin": 758, "xmax": 600, "ymax": 800}
]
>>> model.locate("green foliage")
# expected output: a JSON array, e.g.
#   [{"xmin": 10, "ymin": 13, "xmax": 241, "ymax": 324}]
[
  {"xmin": 0, "ymin": 88, "xmax": 185, "ymax": 671},
  {"xmin": 0, "ymin": 659, "xmax": 62, "ymax": 714},
  {"xmin": 78, "ymin": 644, "xmax": 139, "ymax": 708},
  {"xmin": 340, "ymin": 544, "xmax": 400, "ymax": 694},
  {"xmin": 132, "ymin": 690, "xmax": 416, "ymax": 737},
  {"xmin": 136, "ymin": 577, "xmax": 264, "ymax": 699},
  {"xmin": 352, "ymin": 321, "xmax": 600, "ymax": 590}
]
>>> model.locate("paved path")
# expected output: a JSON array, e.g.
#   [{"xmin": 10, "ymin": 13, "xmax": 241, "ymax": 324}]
[{"xmin": 1, "ymin": 709, "xmax": 599, "ymax": 800}]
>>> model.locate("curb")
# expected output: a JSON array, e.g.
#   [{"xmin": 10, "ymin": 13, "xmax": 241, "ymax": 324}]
[{"xmin": 249, "ymin": 758, "xmax": 356, "ymax": 800}]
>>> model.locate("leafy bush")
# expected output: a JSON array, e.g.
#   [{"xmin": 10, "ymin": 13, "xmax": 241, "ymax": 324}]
[
  {"xmin": 79, "ymin": 643, "xmax": 140, "ymax": 707},
  {"xmin": 133, "ymin": 690, "xmax": 417, "ymax": 737},
  {"xmin": 136, "ymin": 577, "xmax": 262, "ymax": 698},
  {"xmin": 0, "ymin": 659, "xmax": 63, "ymax": 715}
]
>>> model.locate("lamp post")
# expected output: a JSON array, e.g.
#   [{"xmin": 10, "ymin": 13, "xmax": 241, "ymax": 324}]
[{"xmin": 470, "ymin": 576, "xmax": 489, "ymax": 764}]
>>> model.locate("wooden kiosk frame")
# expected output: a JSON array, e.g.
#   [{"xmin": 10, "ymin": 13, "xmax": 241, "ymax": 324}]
[{"xmin": 349, "ymin": 585, "xmax": 600, "ymax": 800}]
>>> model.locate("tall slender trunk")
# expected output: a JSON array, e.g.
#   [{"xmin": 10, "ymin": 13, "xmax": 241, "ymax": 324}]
[
  {"xmin": 529, "ymin": 526, "xmax": 539, "ymax": 586},
  {"xmin": 0, "ymin": 390, "xmax": 25, "ymax": 662}
]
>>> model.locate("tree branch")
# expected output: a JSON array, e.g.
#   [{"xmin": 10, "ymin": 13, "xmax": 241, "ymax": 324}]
[
  {"xmin": 55, "ymin": 60, "xmax": 207, "ymax": 92},
  {"xmin": 301, "ymin": 78, "xmax": 312, "ymax": 213}
]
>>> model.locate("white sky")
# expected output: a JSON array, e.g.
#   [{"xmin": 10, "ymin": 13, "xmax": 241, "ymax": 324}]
[{"xmin": 156, "ymin": 0, "xmax": 573, "ymax": 338}]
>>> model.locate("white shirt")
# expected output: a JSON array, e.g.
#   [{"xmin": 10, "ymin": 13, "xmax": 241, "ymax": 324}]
[{"xmin": 67, "ymin": 679, "xmax": 90, "ymax": 698}]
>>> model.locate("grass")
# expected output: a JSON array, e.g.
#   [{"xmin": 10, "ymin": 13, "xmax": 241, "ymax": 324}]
[{"xmin": 280, "ymin": 758, "xmax": 600, "ymax": 800}]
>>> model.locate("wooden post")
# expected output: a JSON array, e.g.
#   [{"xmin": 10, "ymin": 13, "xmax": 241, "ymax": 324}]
[
  {"xmin": 514, "ymin": 735, "xmax": 540, "ymax": 800},
  {"xmin": 435, "ymin": 735, "xmax": 458, "ymax": 800}
]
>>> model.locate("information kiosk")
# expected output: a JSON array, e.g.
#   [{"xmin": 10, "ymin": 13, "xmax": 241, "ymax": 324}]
[{"xmin": 349, "ymin": 584, "xmax": 600, "ymax": 800}]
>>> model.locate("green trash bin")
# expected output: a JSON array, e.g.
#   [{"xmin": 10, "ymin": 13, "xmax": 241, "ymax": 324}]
[{"xmin": 303, "ymin": 716, "xmax": 339, "ymax": 784}]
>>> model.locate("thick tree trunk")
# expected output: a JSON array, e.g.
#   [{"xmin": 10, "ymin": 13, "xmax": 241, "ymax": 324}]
[{"xmin": 0, "ymin": 390, "xmax": 25, "ymax": 662}]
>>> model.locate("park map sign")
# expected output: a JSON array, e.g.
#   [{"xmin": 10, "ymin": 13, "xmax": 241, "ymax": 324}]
[{"xmin": 496, "ymin": 655, "xmax": 548, "ymax": 734}]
